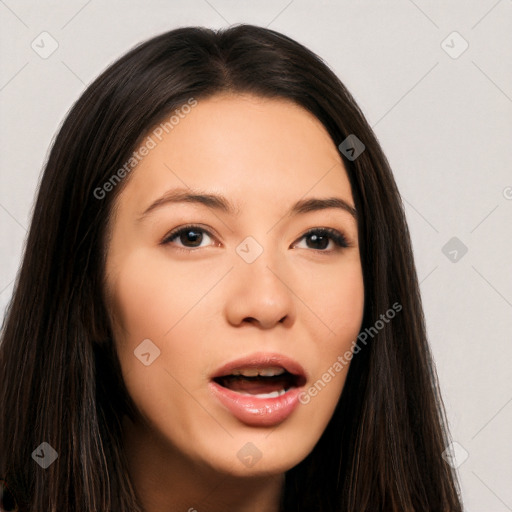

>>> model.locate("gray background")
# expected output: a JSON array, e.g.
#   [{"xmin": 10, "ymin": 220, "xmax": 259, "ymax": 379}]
[{"xmin": 1, "ymin": 1, "xmax": 511, "ymax": 510}]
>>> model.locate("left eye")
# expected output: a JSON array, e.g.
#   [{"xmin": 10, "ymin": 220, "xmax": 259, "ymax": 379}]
[
  {"xmin": 162, "ymin": 225, "xmax": 349, "ymax": 252},
  {"xmin": 293, "ymin": 228, "xmax": 349, "ymax": 251}
]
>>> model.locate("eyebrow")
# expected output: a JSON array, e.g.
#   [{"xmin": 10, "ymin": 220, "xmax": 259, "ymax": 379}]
[{"xmin": 138, "ymin": 188, "xmax": 357, "ymax": 221}]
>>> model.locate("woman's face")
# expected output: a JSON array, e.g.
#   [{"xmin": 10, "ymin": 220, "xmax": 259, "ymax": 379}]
[{"xmin": 105, "ymin": 93, "xmax": 364, "ymax": 477}]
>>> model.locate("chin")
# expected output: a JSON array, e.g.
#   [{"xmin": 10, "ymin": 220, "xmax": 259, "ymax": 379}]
[{"xmin": 179, "ymin": 418, "xmax": 322, "ymax": 479}]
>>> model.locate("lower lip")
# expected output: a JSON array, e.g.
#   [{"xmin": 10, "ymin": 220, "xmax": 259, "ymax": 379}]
[{"xmin": 209, "ymin": 381, "xmax": 303, "ymax": 427}]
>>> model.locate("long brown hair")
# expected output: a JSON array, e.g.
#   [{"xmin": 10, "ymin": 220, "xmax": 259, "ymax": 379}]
[{"xmin": 0, "ymin": 24, "xmax": 463, "ymax": 511}]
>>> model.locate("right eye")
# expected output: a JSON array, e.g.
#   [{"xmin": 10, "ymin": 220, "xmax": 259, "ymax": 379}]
[{"xmin": 161, "ymin": 224, "xmax": 218, "ymax": 252}]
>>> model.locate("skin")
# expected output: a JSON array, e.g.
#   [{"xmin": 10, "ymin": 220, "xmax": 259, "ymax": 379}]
[{"xmin": 104, "ymin": 93, "xmax": 365, "ymax": 512}]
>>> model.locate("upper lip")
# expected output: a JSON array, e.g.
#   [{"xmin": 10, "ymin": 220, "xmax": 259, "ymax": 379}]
[{"xmin": 211, "ymin": 352, "xmax": 308, "ymax": 381}]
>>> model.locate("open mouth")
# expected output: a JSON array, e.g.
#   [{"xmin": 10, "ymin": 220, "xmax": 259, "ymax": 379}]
[
  {"xmin": 209, "ymin": 354, "xmax": 308, "ymax": 426},
  {"xmin": 213, "ymin": 366, "xmax": 306, "ymax": 398}
]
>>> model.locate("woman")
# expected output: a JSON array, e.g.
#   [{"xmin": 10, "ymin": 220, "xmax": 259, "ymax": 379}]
[{"xmin": 0, "ymin": 24, "xmax": 463, "ymax": 511}]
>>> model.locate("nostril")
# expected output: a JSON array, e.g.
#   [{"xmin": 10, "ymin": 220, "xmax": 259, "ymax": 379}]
[{"xmin": 242, "ymin": 315, "xmax": 288, "ymax": 327}]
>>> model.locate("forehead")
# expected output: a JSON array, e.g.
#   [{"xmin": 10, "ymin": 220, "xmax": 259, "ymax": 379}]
[{"xmin": 116, "ymin": 93, "xmax": 353, "ymax": 214}]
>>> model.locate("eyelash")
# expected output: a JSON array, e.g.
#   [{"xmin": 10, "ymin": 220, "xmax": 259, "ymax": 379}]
[{"xmin": 161, "ymin": 224, "xmax": 350, "ymax": 253}]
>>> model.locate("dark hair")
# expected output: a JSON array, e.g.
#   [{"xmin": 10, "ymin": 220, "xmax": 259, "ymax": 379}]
[{"xmin": 0, "ymin": 24, "xmax": 462, "ymax": 511}]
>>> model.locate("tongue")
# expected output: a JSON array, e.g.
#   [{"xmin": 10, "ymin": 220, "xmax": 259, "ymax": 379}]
[{"xmin": 219, "ymin": 376, "xmax": 289, "ymax": 395}]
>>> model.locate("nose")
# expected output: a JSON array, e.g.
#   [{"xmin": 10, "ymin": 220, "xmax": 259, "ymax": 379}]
[{"xmin": 224, "ymin": 248, "xmax": 296, "ymax": 330}]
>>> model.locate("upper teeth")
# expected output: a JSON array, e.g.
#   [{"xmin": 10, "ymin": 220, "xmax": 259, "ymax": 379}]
[{"xmin": 231, "ymin": 366, "xmax": 286, "ymax": 377}]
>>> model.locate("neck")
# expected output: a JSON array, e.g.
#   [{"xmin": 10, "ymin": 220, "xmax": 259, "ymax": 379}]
[{"xmin": 121, "ymin": 415, "xmax": 285, "ymax": 512}]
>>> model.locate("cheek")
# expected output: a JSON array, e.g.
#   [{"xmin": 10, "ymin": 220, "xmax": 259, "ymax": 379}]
[
  {"xmin": 298, "ymin": 258, "xmax": 364, "ymax": 395},
  {"xmin": 327, "ymin": 264, "xmax": 365, "ymax": 338},
  {"xmin": 300, "ymin": 256, "xmax": 364, "ymax": 345},
  {"xmin": 296, "ymin": 262, "xmax": 364, "ymax": 421},
  {"xmin": 108, "ymin": 248, "xmax": 212, "ymax": 341},
  {"xmin": 106, "ymin": 250, "xmax": 209, "ymax": 429},
  {"xmin": 106, "ymin": 248, "xmax": 222, "ymax": 394}
]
